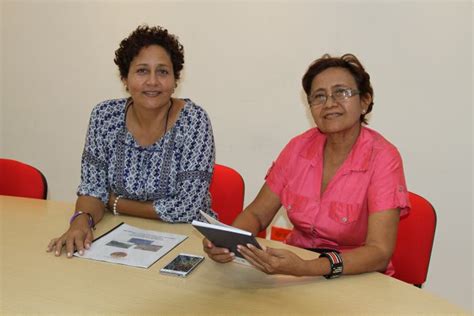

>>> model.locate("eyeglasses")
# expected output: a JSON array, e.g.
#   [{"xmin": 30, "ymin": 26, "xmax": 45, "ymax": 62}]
[{"xmin": 308, "ymin": 87, "xmax": 360, "ymax": 107}]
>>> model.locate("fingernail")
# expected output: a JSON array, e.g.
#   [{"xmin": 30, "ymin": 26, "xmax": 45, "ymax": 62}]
[
  {"xmin": 85, "ymin": 244, "xmax": 90, "ymax": 249},
  {"xmin": 230, "ymin": 252, "xmax": 235, "ymax": 257},
  {"xmin": 79, "ymin": 250, "xmax": 84, "ymax": 255},
  {"xmin": 247, "ymin": 243, "xmax": 254, "ymax": 248},
  {"xmin": 55, "ymin": 251, "xmax": 59, "ymax": 256},
  {"xmin": 67, "ymin": 252, "xmax": 71, "ymax": 257}
]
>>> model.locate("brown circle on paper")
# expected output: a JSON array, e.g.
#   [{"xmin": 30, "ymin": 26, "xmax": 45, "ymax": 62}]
[{"xmin": 110, "ymin": 251, "xmax": 127, "ymax": 258}]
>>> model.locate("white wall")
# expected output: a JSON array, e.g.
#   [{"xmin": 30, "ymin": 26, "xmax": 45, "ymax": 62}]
[{"xmin": 1, "ymin": 0, "xmax": 472, "ymax": 311}]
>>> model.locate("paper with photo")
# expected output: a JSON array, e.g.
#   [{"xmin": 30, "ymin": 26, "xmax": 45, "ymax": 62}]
[{"xmin": 74, "ymin": 223, "xmax": 187, "ymax": 268}]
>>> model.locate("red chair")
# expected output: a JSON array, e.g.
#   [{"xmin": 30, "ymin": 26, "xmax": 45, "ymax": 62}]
[
  {"xmin": 391, "ymin": 192, "xmax": 436, "ymax": 287},
  {"xmin": 209, "ymin": 164, "xmax": 265, "ymax": 238},
  {"xmin": 270, "ymin": 226, "xmax": 292, "ymax": 242},
  {"xmin": 0, "ymin": 158, "xmax": 48, "ymax": 199}
]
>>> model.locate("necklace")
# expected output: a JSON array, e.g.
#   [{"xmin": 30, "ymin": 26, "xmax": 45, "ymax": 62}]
[
  {"xmin": 126, "ymin": 98, "xmax": 174, "ymax": 139},
  {"xmin": 164, "ymin": 99, "xmax": 173, "ymax": 135}
]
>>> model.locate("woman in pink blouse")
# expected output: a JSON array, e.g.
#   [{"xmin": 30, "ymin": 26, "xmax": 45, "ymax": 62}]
[{"xmin": 204, "ymin": 54, "xmax": 410, "ymax": 279}]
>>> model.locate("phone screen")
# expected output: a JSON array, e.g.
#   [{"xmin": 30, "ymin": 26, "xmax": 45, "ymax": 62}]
[{"xmin": 160, "ymin": 254, "xmax": 204, "ymax": 276}]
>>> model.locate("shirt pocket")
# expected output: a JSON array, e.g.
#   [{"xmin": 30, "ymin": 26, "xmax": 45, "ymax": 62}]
[
  {"xmin": 282, "ymin": 187, "xmax": 314, "ymax": 233},
  {"xmin": 328, "ymin": 201, "xmax": 362, "ymax": 225}
]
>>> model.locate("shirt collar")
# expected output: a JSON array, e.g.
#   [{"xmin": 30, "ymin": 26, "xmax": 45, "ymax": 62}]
[
  {"xmin": 300, "ymin": 128, "xmax": 325, "ymax": 166},
  {"xmin": 345, "ymin": 127, "xmax": 373, "ymax": 172},
  {"xmin": 300, "ymin": 127, "xmax": 373, "ymax": 171}
]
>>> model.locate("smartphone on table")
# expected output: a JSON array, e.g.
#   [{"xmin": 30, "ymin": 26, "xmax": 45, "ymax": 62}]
[{"xmin": 160, "ymin": 253, "xmax": 204, "ymax": 277}]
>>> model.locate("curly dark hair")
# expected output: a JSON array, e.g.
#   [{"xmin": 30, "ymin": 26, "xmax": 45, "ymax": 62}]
[
  {"xmin": 302, "ymin": 54, "xmax": 374, "ymax": 124},
  {"xmin": 114, "ymin": 25, "xmax": 185, "ymax": 80}
]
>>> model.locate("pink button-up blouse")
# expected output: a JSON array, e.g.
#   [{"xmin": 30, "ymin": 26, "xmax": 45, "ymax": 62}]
[{"xmin": 265, "ymin": 127, "xmax": 410, "ymax": 275}]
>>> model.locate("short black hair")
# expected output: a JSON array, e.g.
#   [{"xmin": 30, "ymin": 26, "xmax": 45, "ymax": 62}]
[{"xmin": 114, "ymin": 25, "xmax": 185, "ymax": 80}]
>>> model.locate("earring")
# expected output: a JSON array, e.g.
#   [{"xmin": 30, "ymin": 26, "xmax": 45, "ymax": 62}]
[{"xmin": 361, "ymin": 109, "xmax": 367, "ymax": 114}]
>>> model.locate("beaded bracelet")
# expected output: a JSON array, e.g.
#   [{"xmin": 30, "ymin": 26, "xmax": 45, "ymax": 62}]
[
  {"xmin": 112, "ymin": 195, "xmax": 123, "ymax": 216},
  {"xmin": 319, "ymin": 251, "xmax": 343, "ymax": 279},
  {"xmin": 69, "ymin": 211, "xmax": 96, "ymax": 230}
]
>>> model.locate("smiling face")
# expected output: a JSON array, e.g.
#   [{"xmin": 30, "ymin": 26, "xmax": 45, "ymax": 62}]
[
  {"xmin": 123, "ymin": 45, "xmax": 176, "ymax": 111},
  {"xmin": 309, "ymin": 67, "xmax": 370, "ymax": 136}
]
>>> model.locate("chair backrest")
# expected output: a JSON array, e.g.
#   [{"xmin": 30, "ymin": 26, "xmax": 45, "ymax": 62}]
[
  {"xmin": 209, "ymin": 164, "xmax": 266, "ymax": 238},
  {"xmin": 391, "ymin": 191, "xmax": 436, "ymax": 287},
  {"xmin": 270, "ymin": 225, "xmax": 292, "ymax": 241},
  {"xmin": 0, "ymin": 158, "xmax": 48, "ymax": 199},
  {"xmin": 209, "ymin": 164, "xmax": 245, "ymax": 226}
]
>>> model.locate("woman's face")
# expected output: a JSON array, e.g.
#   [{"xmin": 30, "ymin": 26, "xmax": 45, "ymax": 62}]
[
  {"xmin": 123, "ymin": 45, "xmax": 176, "ymax": 111},
  {"xmin": 309, "ymin": 67, "xmax": 370, "ymax": 135}
]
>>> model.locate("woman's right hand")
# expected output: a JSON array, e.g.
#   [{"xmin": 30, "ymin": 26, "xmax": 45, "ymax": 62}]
[
  {"xmin": 202, "ymin": 238, "xmax": 235, "ymax": 263},
  {"xmin": 46, "ymin": 215, "xmax": 93, "ymax": 258}
]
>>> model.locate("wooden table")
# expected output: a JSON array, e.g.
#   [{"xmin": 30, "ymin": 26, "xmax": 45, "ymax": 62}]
[{"xmin": 0, "ymin": 196, "xmax": 468, "ymax": 315}]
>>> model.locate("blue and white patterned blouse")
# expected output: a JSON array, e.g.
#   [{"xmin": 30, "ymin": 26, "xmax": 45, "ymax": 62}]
[{"xmin": 77, "ymin": 98, "xmax": 216, "ymax": 223}]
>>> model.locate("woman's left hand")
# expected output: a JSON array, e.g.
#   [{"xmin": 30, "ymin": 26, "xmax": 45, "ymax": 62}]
[{"xmin": 237, "ymin": 244, "xmax": 308, "ymax": 276}]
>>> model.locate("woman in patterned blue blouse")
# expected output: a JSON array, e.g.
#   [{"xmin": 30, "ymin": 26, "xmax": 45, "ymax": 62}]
[{"xmin": 47, "ymin": 25, "xmax": 216, "ymax": 258}]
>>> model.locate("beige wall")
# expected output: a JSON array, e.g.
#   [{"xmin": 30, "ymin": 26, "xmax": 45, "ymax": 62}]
[{"xmin": 1, "ymin": 0, "xmax": 472, "ymax": 311}]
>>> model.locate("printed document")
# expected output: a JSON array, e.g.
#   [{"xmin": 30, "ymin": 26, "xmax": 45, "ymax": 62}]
[{"xmin": 74, "ymin": 223, "xmax": 187, "ymax": 268}]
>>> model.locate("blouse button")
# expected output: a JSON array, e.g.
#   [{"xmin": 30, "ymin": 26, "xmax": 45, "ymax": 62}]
[{"xmin": 341, "ymin": 217, "xmax": 348, "ymax": 223}]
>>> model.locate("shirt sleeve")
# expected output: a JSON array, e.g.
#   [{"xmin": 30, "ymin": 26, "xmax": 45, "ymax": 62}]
[
  {"xmin": 153, "ymin": 107, "xmax": 216, "ymax": 223},
  {"xmin": 367, "ymin": 146, "xmax": 410, "ymax": 216},
  {"xmin": 77, "ymin": 105, "xmax": 110, "ymax": 205},
  {"xmin": 265, "ymin": 139, "xmax": 295, "ymax": 197}
]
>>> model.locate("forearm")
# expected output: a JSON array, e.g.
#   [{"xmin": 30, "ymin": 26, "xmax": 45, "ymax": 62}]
[
  {"xmin": 108, "ymin": 195, "xmax": 158, "ymax": 219},
  {"xmin": 335, "ymin": 209, "xmax": 399, "ymax": 275},
  {"xmin": 232, "ymin": 209, "xmax": 263, "ymax": 236},
  {"xmin": 298, "ymin": 245, "xmax": 392, "ymax": 278},
  {"xmin": 289, "ymin": 245, "xmax": 390, "ymax": 277},
  {"xmin": 232, "ymin": 183, "xmax": 281, "ymax": 235},
  {"xmin": 339, "ymin": 245, "xmax": 392, "ymax": 274},
  {"xmin": 108, "ymin": 180, "xmax": 210, "ymax": 222},
  {"xmin": 75, "ymin": 195, "xmax": 106, "ymax": 226},
  {"xmin": 297, "ymin": 258, "xmax": 332, "ymax": 277}
]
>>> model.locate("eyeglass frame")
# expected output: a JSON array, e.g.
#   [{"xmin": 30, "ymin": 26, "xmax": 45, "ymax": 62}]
[{"xmin": 308, "ymin": 87, "xmax": 360, "ymax": 107}]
